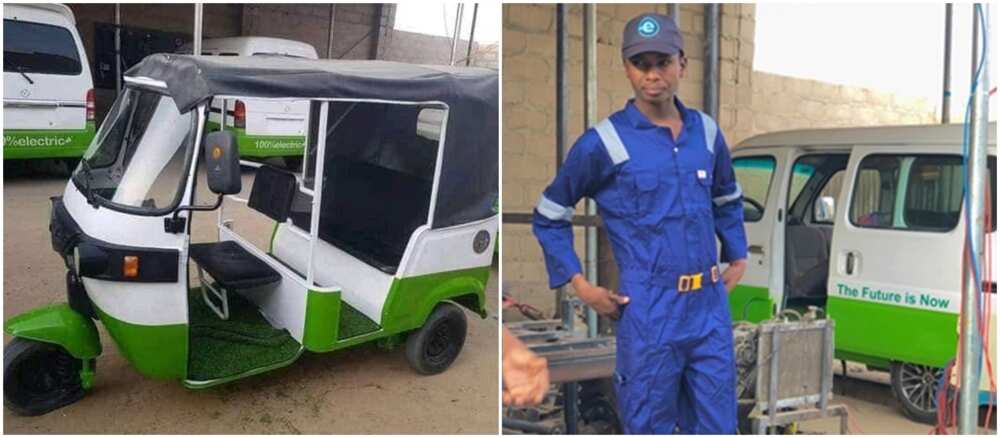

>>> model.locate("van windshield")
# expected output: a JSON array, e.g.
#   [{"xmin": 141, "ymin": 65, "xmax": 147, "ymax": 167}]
[
  {"xmin": 72, "ymin": 87, "xmax": 196, "ymax": 215},
  {"xmin": 3, "ymin": 19, "xmax": 82, "ymax": 75}
]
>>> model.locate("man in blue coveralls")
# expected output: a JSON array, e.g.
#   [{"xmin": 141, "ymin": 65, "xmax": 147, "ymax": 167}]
[{"xmin": 532, "ymin": 13, "xmax": 748, "ymax": 434}]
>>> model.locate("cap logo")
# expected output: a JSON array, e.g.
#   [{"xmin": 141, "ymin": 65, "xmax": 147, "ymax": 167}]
[{"xmin": 637, "ymin": 17, "xmax": 660, "ymax": 38}]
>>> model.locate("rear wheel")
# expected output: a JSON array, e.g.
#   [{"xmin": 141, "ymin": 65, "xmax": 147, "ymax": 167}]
[
  {"xmin": 3, "ymin": 338, "xmax": 87, "ymax": 416},
  {"xmin": 405, "ymin": 303, "xmax": 467, "ymax": 375},
  {"xmin": 890, "ymin": 361, "xmax": 941, "ymax": 424}
]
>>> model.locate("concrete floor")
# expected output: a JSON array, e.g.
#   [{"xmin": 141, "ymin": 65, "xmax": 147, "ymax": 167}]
[{"xmin": 3, "ymin": 169, "xmax": 499, "ymax": 434}]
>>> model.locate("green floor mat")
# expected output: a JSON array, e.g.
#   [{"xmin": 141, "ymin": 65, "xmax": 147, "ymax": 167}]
[
  {"xmin": 188, "ymin": 291, "xmax": 300, "ymax": 382},
  {"xmin": 338, "ymin": 302, "xmax": 380, "ymax": 340}
]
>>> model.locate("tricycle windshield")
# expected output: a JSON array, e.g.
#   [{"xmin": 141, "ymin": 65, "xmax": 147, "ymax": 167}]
[{"xmin": 72, "ymin": 87, "xmax": 197, "ymax": 215}]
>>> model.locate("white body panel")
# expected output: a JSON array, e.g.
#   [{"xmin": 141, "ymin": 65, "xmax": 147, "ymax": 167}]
[
  {"xmin": 218, "ymin": 226, "xmax": 330, "ymax": 343},
  {"xmin": 828, "ymin": 144, "xmax": 970, "ymax": 315},
  {"xmin": 398, "ymin": 215, "xmax": 498, "ymax": 277},
  {"xmin": 64, "ymin": 166, "xmax": 192, "ymax": 326},
  {"xmin": 3, "ymin": 3, "xmax": 92, "ymax": 131},
  {"xmin": 272, "ymin": 223, "xmax": 393, "ymax": 324}
]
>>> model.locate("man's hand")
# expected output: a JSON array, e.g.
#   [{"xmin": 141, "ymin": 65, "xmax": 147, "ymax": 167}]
[
  {"xmin": 502, "ymin": 328, "xmax": 550, "ymax": 406},
  {"xmin": 722, "ymin": 259, "xmax": 748, "ymax": 293},
  {"xmin": 570, "ymin": 273, "xmax": 630, "ymax": 320}
]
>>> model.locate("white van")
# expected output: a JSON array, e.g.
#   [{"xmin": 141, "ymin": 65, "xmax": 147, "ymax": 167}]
[
  {"xmin": 177, "ymin": 37, "xmax": 319, "ymax": 168},
  {"xmin": 728, "ymin": 122, "xmax": 996, "ymax": 423},
  {"xmin": 3, "ymin": 3, "xmax": 95, "ymax": 163}
]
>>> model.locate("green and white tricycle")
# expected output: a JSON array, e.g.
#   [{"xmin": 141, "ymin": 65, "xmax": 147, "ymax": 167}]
[{"xmin": 3, "ymin": 54, "xmax": 498, "ymax": 416}]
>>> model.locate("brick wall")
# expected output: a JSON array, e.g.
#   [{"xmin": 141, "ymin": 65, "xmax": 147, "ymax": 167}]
[
  {"xmin": 381, "ymin": 31, "xmax": 498, "ymax": 69},
  {"xmin": 502, "ymin": 3, "xmax": 937, "ymax": 319}
]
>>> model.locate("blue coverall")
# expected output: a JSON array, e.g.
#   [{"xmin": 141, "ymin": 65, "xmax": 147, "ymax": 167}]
[{"xmin": 533, "ymin": 98, "xmax": 748, "ymax": 434}]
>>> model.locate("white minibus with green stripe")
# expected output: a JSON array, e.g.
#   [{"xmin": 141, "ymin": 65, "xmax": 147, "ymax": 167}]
[
  {"xmin": 3, "ymin": 3, "xmax": 95, "ymax": 166},
  {"xmin": 728, "ymin": 123, "xmax": 996, "ymax": 423},
  {"xmin": 177, "ymin": 37, "xmax": 319, "ymax": 169}
]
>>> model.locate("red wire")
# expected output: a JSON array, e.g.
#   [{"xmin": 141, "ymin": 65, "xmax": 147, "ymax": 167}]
[{"xmin": 981, "ymin": 180, "xmax": 995, "ymax": 431}]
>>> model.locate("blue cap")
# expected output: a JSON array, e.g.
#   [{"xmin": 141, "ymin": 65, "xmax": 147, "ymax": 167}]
[{"xmin": 622, "ymin": 13, "xmax": 683, "ymax": 59}]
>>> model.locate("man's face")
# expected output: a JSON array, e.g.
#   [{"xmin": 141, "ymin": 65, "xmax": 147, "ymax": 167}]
[{"xmin": 623, "ymin": 51, "xmax": 687, "ymax": 105}]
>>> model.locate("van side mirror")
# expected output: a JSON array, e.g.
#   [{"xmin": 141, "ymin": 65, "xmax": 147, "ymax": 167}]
[
  {"xmin": 203, "ymin": 131, "xmax": 242, "ymax": 195},
  {"xmin": 815, "ymin": 196, "xmax": 835, "ymax": 222}
]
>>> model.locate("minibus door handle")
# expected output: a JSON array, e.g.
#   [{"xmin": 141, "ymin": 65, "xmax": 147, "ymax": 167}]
[
  {"xmin": 845, "ymin": 251, "xmax": 856, "ymax": 275},
  {"xmin": 748, "ymin": 245, "xmax": 764, "ymax": 255}
]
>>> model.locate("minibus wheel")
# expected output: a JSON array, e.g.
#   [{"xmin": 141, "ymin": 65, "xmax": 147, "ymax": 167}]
[
  {"xmin": 405, "ymin": 302, "xmax": 468, "ymax": 375},
  {"xmin": 890, "ymin": 361, "xmax": 941, "ymax": 424},
  {"xmin": 3, "ymin": 338, "xmax": 87, "ymax": 416}
]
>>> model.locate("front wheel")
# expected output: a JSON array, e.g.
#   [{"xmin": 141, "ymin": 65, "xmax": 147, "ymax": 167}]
[
  {"xmin": 405, "ymin": 303, "xmax": 468, "ymax": 375},
  {"xmin": 3, "ymin": 338, "xmax": 87, "ymax": 416},
  {"xmin": 890, "ymin": 361, "xmax": 941, "ymax": 424}
]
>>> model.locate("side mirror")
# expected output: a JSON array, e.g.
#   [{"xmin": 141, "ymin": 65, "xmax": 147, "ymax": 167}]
[
  {"xmin": 203, "ymin": 131, "xmax": 241, "ymax": 195},
  {"xmin": 815, "ymin": 196, "xmax": 836, "ymax": 222}
]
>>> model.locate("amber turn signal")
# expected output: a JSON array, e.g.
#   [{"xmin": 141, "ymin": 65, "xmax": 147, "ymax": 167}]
[{"xmin": 123, "ymin": 256, "xmax": 139, "ymax": 278}]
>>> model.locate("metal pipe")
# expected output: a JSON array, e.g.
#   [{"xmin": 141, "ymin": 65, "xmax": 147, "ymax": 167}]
[
  {"xmin": 958, "ymin": 4, "xmax": 989, "ymax": 434},
  {"xmin": 326, "ymin": 5, "xmax": 336, "ymax": 59},
  {"xmin": 942, "ymin": 3, "xmax": 953, "ymax": 123},
  {"xmin": 669, "ymin": 3, "xmax": 680, "ymax": 26},
  {"xmin": 193, "ymin": 3, "xmax": 203, "ymax": 56},
  {"xmin": 115, "ymin": 4, "xmax": 121, "ymax": 95},
  {"xmin": 555, "ymin": 4, "xmax": 569, "ymax": 319},
  {"xmin": 583, "ymin": 3, "xmax": 599, "ymax": 339},
  {"xmin": 465, "ymin": 3, "xmax": 479, "ymax": 66},
  {"xmin": 703, "ymin": 4, "xmax": 720, "ymax": 119},
  {"xmin": 449, "ymin": 3, "xmax": 464, "ymax": 66},
  {"xmin": 563, "ymin": 382, "xmax": 579, "ymax": 434}
]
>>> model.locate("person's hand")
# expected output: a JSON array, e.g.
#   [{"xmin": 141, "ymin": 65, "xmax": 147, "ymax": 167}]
[
  {"xmin": 722, "ymin": 259, "xmax": 748, "ymax": 293},
  {"xmin": 570, "ymin": 274, "xmax": 629, "ymax": 320},
  {"xmin": 502, "ymin": 328, "xmax": 550, "ymax": 406}
]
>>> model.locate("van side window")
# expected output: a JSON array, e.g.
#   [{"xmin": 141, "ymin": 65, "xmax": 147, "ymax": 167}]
[
  {"xmin": 4, "ymin": 19, "xmax": 82, "ymax": 75},
  {"xmin": 851, "ymin": 154, "xmax": 964, "ymax": 232},
  {"xmin": 787, "ymin": 162, "xmax": 816, "ymax": 209},
  {"xmin": 732, "ymin": 156, "xmax": 776, "ymax": 223},
  {"xmin": 812, "ymin": 170, "xmax": 845, "ymax": 224}
]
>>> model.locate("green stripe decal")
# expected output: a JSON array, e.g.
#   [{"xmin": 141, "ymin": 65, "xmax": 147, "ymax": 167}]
[
  {"xmin": 94, "ymin": 306, "xmax": 188, "ymax": 380},
  {"xmin": 3, "ymin": 121, "xmax": 96, "ymax": 159},
  {"xmin": 204, "ymin": 121, "xmax": 304, "ymax": 158},
  {"xmin": 302, "ymin": 289, "xmax": 342, "ymax": 352},
  {"xmin": 728, "ymin": 284, "xmax": 773, "ymax": 323},
  {"xmin": 827, "ymin": 296, "xmax": 958, "ymax": 368},
  {"xmin": 381, "ymin": 267, "xmax": 490, "ymax": 334}
]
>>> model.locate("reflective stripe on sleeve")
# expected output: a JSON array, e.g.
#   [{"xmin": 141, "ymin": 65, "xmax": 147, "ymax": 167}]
[
  {"xmin": 537, "ymin": 194, "xmax": 575, "ymax": 222},
  {"xmin": 594, "ymin": 118, "xmax": 630, "ymax": 165},
  {"xmin": 698, "ymin": 111, "xmax": 718, "ymax": 155},
  {"xmin": 713, "ymin": 183, "xmax": 743, "ymax": 206}
]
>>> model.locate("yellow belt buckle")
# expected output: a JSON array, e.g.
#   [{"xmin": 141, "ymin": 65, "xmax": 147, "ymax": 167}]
[
  {"xmin": 691, "ymin": 273, "xmax": 703, "ymax": 291},
  {"xmin": 678, "ymin": 275, "xmax": 691, "ymax": 292}
]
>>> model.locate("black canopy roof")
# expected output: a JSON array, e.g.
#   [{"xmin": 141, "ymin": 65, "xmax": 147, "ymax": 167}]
[{"xmin": 126, "ymin": 54, "xmax": 498, "ymax": 228}]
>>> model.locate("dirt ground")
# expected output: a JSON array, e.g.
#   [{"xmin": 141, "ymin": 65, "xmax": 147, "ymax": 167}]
[{"xmin": 3, "ymin": 169, "xmax": 500, "ymax": 434}]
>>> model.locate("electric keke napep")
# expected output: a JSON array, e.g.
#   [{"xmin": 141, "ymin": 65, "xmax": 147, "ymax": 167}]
[
  {"xmin": 726, "ymin": 123, "xmax": 997, "ymax": 423},
  {"xmin": 3, "ymin": 54, "xmax": 499, "ymax": 416}
]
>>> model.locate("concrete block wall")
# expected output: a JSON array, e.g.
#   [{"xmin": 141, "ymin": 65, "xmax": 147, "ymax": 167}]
[
  {"xmin": 381, "ymin": 31, "xmax": 498, "ymax": 69},
  {"xmin": 502, "ymin": 3, "xmax": 938, "ymax": 319},
  {"xmin": 739, "ymin": 72, "xmax": 937, "ymax": 144},
  {"xmin": 243, "ymin": 4, "xmax": 393, "ymax": 60}
]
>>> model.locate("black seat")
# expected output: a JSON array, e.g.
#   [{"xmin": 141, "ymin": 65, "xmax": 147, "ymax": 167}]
[
  {"xmin": 189, "ymin": 241, "xmax": 280, "ymax": 290},
  {"xmin": 189, "ymin": 165, "xmax": 296, "ymax": 290},
  {"xmin": 290, "ymin": 160, "xmax": 431, "ymax": 274}
]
